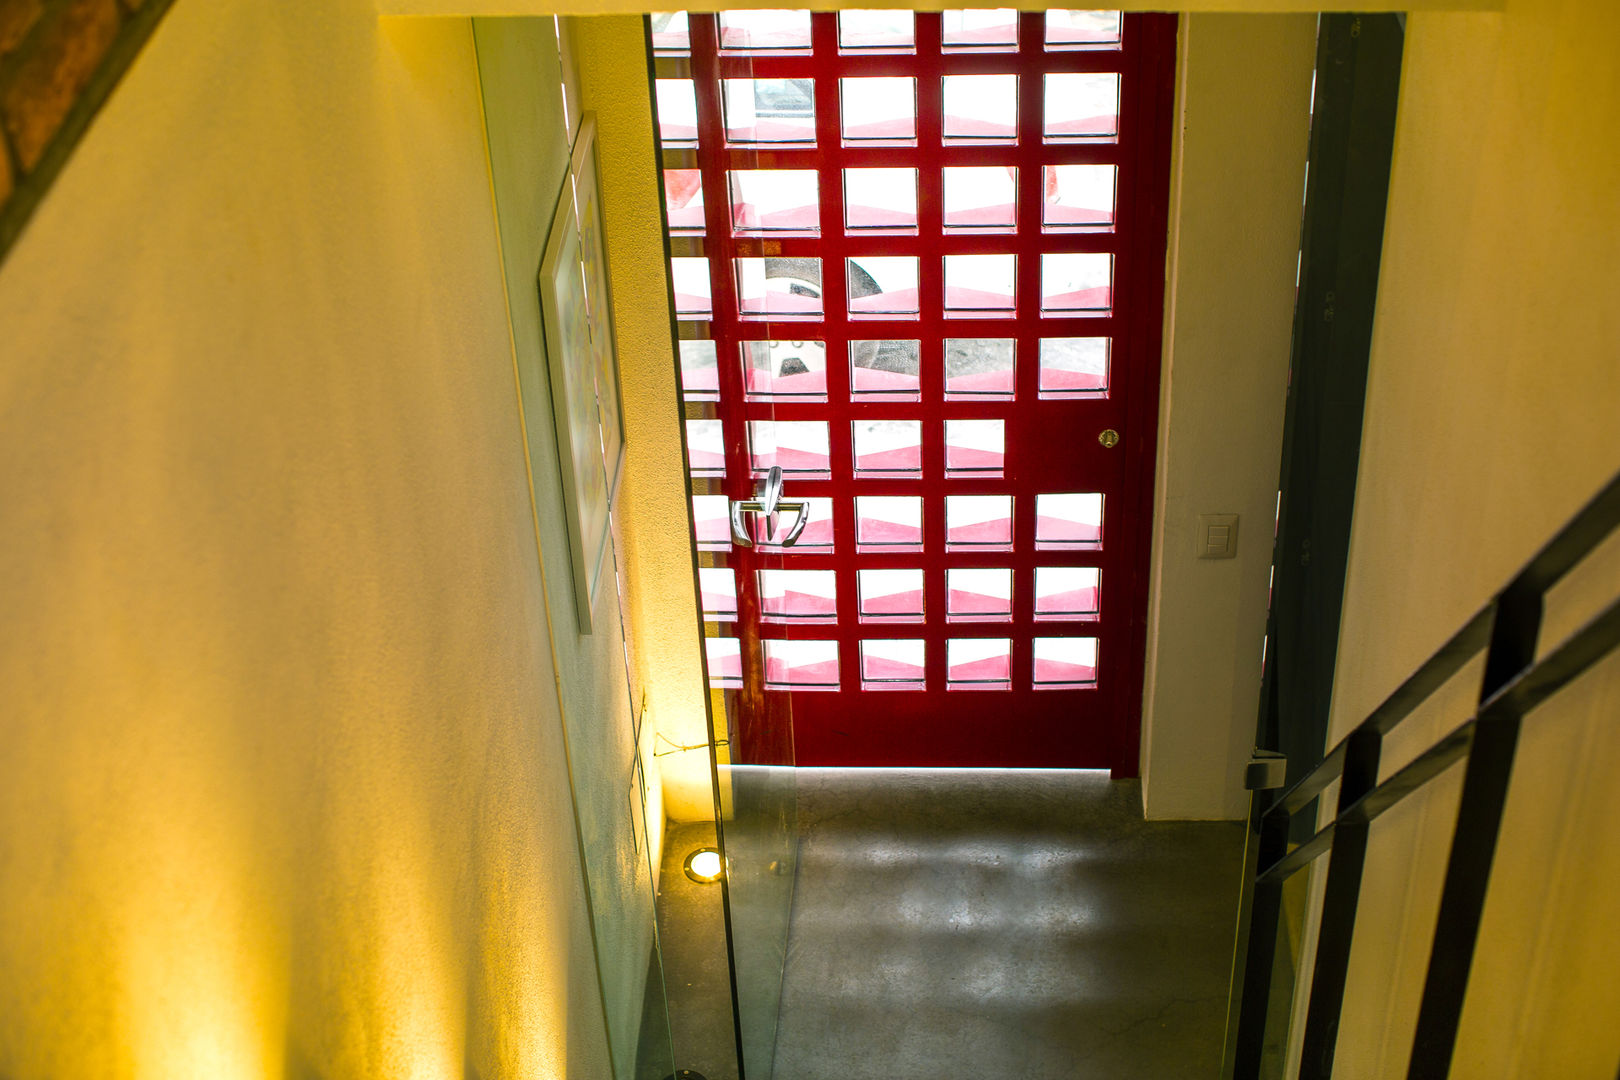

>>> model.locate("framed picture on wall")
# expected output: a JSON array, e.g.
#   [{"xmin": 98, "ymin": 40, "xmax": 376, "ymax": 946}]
[
  {"xmin": 538, "ymin": 113, "xmax": 624, "ymax": 633},
  {"xmin": 572, "ymin": 115, "xmax": 626, "ymax": 502}
]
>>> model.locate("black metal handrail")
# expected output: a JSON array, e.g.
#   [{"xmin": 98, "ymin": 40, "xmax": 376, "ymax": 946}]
[{"xmin": 1230, "ymin": 470, "xmax": 1620, "ymax": 1079}]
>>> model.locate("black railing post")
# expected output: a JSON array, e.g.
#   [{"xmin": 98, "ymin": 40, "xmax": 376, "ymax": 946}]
[
  {"xmin": 1405, "ymin": 584, "xmax": 1542, "ymax": 1077},
  {"xmin": 1295, "ymin": 727, "xmax": 1380, "ymax": 1079},
  {"xmin": 1231, "ymin": 795, "xmax": 1291, "ymax": 1078},
  {"xmin": 1224, "ymin": 472, "xmax": 1620, "ymax": 1080}
]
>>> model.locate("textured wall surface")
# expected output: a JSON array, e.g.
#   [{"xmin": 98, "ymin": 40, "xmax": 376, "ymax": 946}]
[
  {"xmin": 472, "ymin": 16, "xmax": 659, "ymax": 1077},
  {"xmin": 570, "ymin": 16, "xmax": 713, "ymax": 824},
  {"xmin": 0, "ymin": 4, "xmax": 612, "ymax": 1077},
  {"xmin": 1140, "ymin": 13, "xmax": 1316, "ymax": 820},
  {"xmin": 1289, "ymin": 1, "xmax": 1620, "ymax": 1074}
]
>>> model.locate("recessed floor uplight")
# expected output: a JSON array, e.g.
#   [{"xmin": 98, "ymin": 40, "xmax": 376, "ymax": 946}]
[{"xmin": 685, "ymin": 847, "xmax": 724, "ymax": 884}]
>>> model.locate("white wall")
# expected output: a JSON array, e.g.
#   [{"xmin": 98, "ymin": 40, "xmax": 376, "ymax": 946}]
[{"xmin": 1140, "ymin": 13, "xmax": 1317, "ymax": 820}]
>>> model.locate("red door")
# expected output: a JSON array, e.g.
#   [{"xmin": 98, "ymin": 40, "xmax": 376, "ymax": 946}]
[{"xmin": 656, "ymin": 10, "xmax": 1175, "ymax": 770}]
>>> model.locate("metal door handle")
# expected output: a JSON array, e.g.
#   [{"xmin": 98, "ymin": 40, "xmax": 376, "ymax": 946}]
[
  {"xmin": 730, "ymin": 499, "xmax": 810, "ymax": 548},
  {"xmin": 729, "ymin": 467, "xmax": 811, "ymax": 548}
]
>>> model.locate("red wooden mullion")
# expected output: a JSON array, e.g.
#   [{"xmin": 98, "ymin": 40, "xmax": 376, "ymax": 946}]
[
  {"xmin": 1002, "ymin": 9, "xmax": 1045, "ymax": 695},
  {"xmin": 912, "ymin": 11, "xmax": 950, "ymax": 696},
  {"xmin": 687, "ymin": 14, "xmax": 768, "ymax": 726},
  {"xmin": 728, "ymin": 233, "xmax": 1117, "ymax": 259},
  {"xmin": 719, "ymin": 143, "xmax": 1119, "ymax": 173},
  {"xmin": 714, "ymin": 47, "xmax": 1127, "ymax": 79},
  {"xmin": 801, "ymin": 11, "xmax": 862, "ymax": 694}
]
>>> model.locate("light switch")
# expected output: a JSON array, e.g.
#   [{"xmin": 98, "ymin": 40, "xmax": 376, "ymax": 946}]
[{"xmin": 1198, "ymin": 513, "xmax": 1239, "ymax": 559}]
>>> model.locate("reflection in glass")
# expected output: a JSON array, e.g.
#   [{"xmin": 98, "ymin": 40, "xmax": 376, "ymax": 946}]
[
  {"xmin": 1035, "ymin": 566, "xmax": 1101, "ymax": 619},
  {"xmin": 724, "ymin": 79, "xmax": 817, "ymax": 145},
  {"xmin": 699, "ymin": 566, "xmax": 739, "ymax": 621},
  {"xmin": 692, "ymin": 494, "xmax": 731, "ymax": 550},
  {"xmin": 736, "ymin": 258, "xmax": 824, "ymax": 317},
  {"xmin": 840, "ymin": 9, "xmax": 915, "ymax": 50},
  {"xmin": 719, "ymin": 9, "xmax": 813, "ymax": 51},
  {"xmin": 763, "ymin": 639, "xmax": 841, "ymax": 688},
  {"xmin": 665, "ymin": 169, "xmax": 705, "ymax": 233},
  {"xmin": 650, "ymin": 10, "xmax": 692, "ymax": 53},
  {"xmin": 1044, "ymin": 73, "xmax": 1121, "ymax": 141},
  {"xmin": 851, "ymin": 339, "xmax": 921, "ymax": 400},
  {"xmin": 945, "ymin": 338, "xmax": 1015, "ymax": 398},
  {"xmin": 948, "ymin": 567, "xmax": 1014, "ymax": 621},
  {"xmin": 1033, "ymin": 636, "xmax": 1099, "ymax": 687},
  {"xmin": 1043, "ymin": 164, "xmax": 1117, "ymax": 229},
  {"xmin": 945, "ymin": 418, "xmax": 1005, "ymax": 475},
  {"xmin": 841, "ymin": 77, "xmax": 917, "ymax": 143},
  {"xmin": 861, "ymin": 639, "xmax": 926, "ymax": 689},
  {"xmin": 946, "ymin": 494, "xmax": 1014, "ymax": 550},
  {"xmin": 854, "ymin": 419, "xmax": 923, "ymax": 476},
  {"xmin": 942, "ymin": 8, "xmax": 1018, "ymax": 49},
  {"xmin": 705, "ymin": 635, "xmax": 742, "ymax": 687},
  {"xmin": 856, "ymin": 495, "xmax": 923, "ymax": 550},
  {"xmin": 943, "ymin": 74, "xmax": 1018, "ymax": 142},
  {"xmin": 685, "ymin": 418, "xmax": 725, "ymax": 476},
  {"xmin": 1036, "ymin": 492, "xmax": 1104, "ymax": 549},
  {"xmin": 730, "ymin": 170, "xmax": 820, "ymax": 234},
  {"xmin": 944, "ymin": 166, "xmax": 1018, "ymax": 229},
  {"xmin": 749, "ymin": 420, "xmax": 831, "ymax": 476},
  {"xmin": 844, "ymin": 168, "xmax": 919, "ymax": 231},
  {"xmin": 758, "ymin": 569, "xmax": 839, "ymax": 622},
  {"xmin": 656, "ymin": 78, "xmax": 699, "ymax": 145},
  {"xmin": 678, "ymin": 337, "xmax": 719, "ymax": 400},
  {"xmin": 859, "ymin": 568, "xmax": 925, "ymax": 621},
  {"xmin": 671, "ymin": 257, "xmax": 713, "ymax": 316},
  {"xmin": 945, "ymin": 254, "xmax": 1016, "ymax": 315},
  {"xmin": 743, "ymin": 339, "xmax": 828, "ymax": 400},
  {"xmin": 848, "ymin": 256, "xmax": 920, "ymax": 315},
  {"xmin": 1040, "ymin": 253, "xmax": 1113, "ymax": 315},
  {"xmin": 1045, "ymin": 9, "xmax": 1123, "ymax": 49},
  {"xmin": 1039, "ymin": 337, "xmax": 1110, "ymax": 397},
  {"xmin": 947, "ymin": 637, "xmax": 1012, "ymax": 689}
]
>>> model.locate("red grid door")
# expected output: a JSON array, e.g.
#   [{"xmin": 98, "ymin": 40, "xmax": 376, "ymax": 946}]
[{"xmin": 659, "ymin": 10, "xmax": 1176, "ymax": 770}]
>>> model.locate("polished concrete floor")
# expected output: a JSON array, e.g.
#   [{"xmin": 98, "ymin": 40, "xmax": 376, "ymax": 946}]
[{"xmin": 770, "ymin": 769, "xmax": 1245, "ymax": 1080}]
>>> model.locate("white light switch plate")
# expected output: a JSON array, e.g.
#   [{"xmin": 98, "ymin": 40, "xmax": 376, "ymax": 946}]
[{"xmin": 1198, "ymin": 513, "xmax": 1239, "ymax": 559}]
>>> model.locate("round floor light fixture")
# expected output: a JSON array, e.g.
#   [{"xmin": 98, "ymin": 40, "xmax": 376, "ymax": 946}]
[{"xmin": 684, "ymin": 847, "xmax": 724, "ymax": 884}]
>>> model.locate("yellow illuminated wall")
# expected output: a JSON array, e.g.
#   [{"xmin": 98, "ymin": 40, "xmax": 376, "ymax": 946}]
[
  {"xmin": 0, "ymin": 3, "xmax": 613, "ymax": 1077},
  {"xmin": 1287, "ymin": 0, "xmax": 1620, "ymax": 1074}
]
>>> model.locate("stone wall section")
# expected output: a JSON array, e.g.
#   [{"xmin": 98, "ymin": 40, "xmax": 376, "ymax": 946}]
[{"xmin": 0, "ymin": 0, "xmax": 171, "ymax": 258}]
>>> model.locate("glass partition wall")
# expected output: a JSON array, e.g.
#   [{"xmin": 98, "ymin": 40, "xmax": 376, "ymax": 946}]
[{"xmin": 656, "ymin": 12, "xmax": 813, "ymax": 1080}]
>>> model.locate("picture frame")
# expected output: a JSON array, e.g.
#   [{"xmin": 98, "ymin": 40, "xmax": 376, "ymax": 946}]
[{"xmin": 538, "ymin": 114, "xmax": 626, "ymax": 633}]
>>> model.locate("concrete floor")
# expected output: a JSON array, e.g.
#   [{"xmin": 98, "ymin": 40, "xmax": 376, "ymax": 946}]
[{"xmin": 770, "ymin": 769, "xmax": 1245, "ymax": 1080}]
